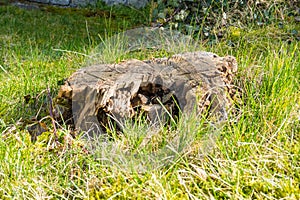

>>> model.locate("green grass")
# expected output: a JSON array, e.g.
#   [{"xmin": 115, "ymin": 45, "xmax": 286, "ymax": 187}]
[{"xmin": 0, "ymin": 2, "xmax": 299, "ymax": 199}]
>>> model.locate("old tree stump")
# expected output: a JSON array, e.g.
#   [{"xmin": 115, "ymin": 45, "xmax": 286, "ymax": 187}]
[{"xmin": 54, "ymin": 51, "xmax": 238, "ymax": 137}]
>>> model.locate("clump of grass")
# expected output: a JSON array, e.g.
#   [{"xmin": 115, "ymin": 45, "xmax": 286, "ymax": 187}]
[
  {"xmin": 87, "ymin": 26, "xmax": 201, "ymax": 65},
  {"xmin": 0, "ymin": 2, "xmax": 299, "ymax": 199}
]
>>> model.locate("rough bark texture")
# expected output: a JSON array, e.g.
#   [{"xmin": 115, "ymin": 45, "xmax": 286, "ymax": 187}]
[{"xmin": 54, "ymin": 51, "xmax": 238, "ymax": 137}]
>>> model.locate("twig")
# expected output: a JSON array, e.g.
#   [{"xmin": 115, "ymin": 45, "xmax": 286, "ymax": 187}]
[
  {"xmin": 52, "ymin": 48, "xmax": 90, "ymax": 57},
  {"xmin": 47, "ymin": 86, "xmax": 58, "ymax": 142}
]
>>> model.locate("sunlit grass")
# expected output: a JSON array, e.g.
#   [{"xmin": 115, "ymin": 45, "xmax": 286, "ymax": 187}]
[{"xmin": 0, "ymin": 2, "xmax": 299, "ymax": 199}]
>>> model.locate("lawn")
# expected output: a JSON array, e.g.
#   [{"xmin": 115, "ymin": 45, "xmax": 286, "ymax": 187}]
[{"xmin": 0, "ymin": 1, "xmax": 299, "ymax": 199}]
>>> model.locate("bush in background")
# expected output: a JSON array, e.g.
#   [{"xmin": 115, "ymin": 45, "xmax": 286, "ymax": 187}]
[{"xmin": 150, "ymin": 0, "xmax": 299, "ymax": 40}]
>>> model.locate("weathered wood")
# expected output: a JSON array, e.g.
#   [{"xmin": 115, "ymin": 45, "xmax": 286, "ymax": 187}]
[{"xmin": 54, "ymin": 51, "xmax": 238, "ymax": 137}]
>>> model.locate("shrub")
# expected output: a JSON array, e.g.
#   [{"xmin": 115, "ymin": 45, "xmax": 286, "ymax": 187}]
[{"xmin": 150, "ymin": 0, "xmax": 298, "ymax": 40}]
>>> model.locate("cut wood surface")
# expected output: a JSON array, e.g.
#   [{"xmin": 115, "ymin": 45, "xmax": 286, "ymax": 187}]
[{"xmin": 54, "ymin": 51, "xmax": 238, "ymax": 137}]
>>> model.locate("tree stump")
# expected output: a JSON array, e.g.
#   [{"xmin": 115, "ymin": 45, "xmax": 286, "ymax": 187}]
[{"xmin": 54, "ymin": 51, "xmax": 238, "ymax": 137}]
